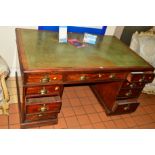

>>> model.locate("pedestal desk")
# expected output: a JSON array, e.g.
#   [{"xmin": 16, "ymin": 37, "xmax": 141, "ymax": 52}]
[{"xmin": 15, "ymin": 28, "xmax": 155, "ymax": 128}]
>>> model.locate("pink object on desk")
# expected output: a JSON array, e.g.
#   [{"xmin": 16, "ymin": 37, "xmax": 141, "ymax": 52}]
[{"xmin": 68, "ymin": 39, "xmax": 86, "ymax": 48}]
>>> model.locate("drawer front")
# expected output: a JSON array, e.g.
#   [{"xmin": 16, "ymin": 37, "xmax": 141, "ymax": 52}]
[
  {"xmin": 26, "ymin": 102, "xmax": 61, "ymax": 114},
  {"xmin": 112, "ymin": 101, "xmax": 139, "ymax": 114},
  {"xmin": 65, "ymin": 72, "xmax": 127, "ymax": 82},
  {"xmin": 122, "ymin": 81, "xmax": 145, "ymax": 89},
  {"xmin": 26, "ymin": 112, "xmax": 58, "ymax": 122},
  {"xmin": 26, "ymin": 85, "xmax": 62, "ymax": 96},
  {"xmin": 117, "ymin": 88, "xmax": 142, "ymax": 99},
  {"xmin": 127, "ymin": 72, "xmax": 154, "ymax": 83},
  {"xmin": 25, "ymin": 73, "xmax": 63, "ymax": 84}
]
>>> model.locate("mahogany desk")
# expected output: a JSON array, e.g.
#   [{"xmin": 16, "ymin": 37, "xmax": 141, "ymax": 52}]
[{"xmin": 15, "ymin": 28, "xmax": 155, "ymax": 128}]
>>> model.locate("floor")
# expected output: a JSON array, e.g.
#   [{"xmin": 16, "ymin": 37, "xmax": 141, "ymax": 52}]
[{"xmin": 1, "ymin": 77, "xmax": 155, "ymax": 129}]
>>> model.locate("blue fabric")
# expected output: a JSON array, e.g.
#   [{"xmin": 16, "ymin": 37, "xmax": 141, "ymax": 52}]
[{"xmin": 38, "ymin": 26, "xmax": 107, "ymax": 35}]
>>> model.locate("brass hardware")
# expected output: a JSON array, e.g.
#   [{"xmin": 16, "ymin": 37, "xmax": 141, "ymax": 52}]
[
  {"xmin": 53, "ymin": 77, "xmax": 57, "ymax": 80},
  {"xmin": 40, "ymin": 87, "xmax": 47, "ymax": 95},
  {"xmin": 109, "ymin": 73, "xmax": 115, "ymax": 79},
  {"xmin": 39, "ymin": 104, "xmax": 48, "ymax": 112},
  {"xmin": 125, "ymin": 90, "xmax": 132, "ymax": 97},
  {"xmin": 80, "ymin": 75, "xmax": 86, "ymax": 80},
  {"xmin": 38, "ymin": 114, "xmax": 43, "ymax": 117},
  {"xmin": 139, "ymin": 75, "xmax": 145, "ymax": 82},
  {"xmin": 55, "ymin": 86, "xmax": 59, "ymax": 91},
  {"xmin": 124, "ymin": 105, "xmax": 130, "ymax": 111},
  {"xmin": 98, "ymin": 74, "xmax": 102, "ymax": 78},
  {"xmin": 40, "ymin": 75, "xmax": 50, "ymax": 83},
  {"xmin": 149, "ymin": 76, "xmax": 152, "ymax": 80},
  {"xmin": 126, "ymin": 82, "xmax": 130, "ymax": 86},
  {"xmin": 130, "ymin": 83, "xmax": 135, "ymax": 88}
]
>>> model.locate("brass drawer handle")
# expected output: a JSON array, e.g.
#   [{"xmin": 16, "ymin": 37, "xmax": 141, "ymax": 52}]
[
  {"xmin": 149, "ymin": 76, "xmax": 153, "ymax": 80},
  {"xmin": 40, "ymin": 87, "xmax": 47, "ymax": 95},
  {"xmin": 80, "ymin": 75, "xmax": 87, "ymax": 80},
  {"xmin": 39, "ymin": 104, "xmax": 48, "ymax": 112},
  {"xmin": 53, "ymin": 77, "xmax": 57, "ymax": 80},
  {"xmin": 124, "ymin": 105, "xmax": 130, "ymax": 111},
  {"xmin": 55, "ymin": 86, "xmax": 59, "ymax": 91},
  {"xmin": 125, "ymin": 90, "xmax": 132, "ymax": 97},
  {"xmin": 40, "ymin": 76, "xmax": 50, "ymax": 83},
  {"xmin": 126, "ymin": 82, "xmax": 130, "ymax": 86},
  {"xmin": 109, "ymin": 73, "xmax": 115, "ymax": 79},
  {"xmin": 98, "ymin": 73, "xmax": 102, "ymax": 78},
  {"xmin": 130, "ymin": 83, "xmax": 135, "ymax": 88},
  {"xmin": 139, "ymin": 75, "xmax": 145, "ymax": 82},
  {"xmin": 38, "ymin": 114, "xmax": 43, "ymax": 117}
]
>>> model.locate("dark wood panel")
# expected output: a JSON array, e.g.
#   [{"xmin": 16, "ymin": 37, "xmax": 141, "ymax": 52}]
[
  {"xmin": 127, "ymin": 72, "xmax": 155, "ymax": 83},
  {"xmin": 65, "ymin": 72, "xmax": 127, "ymax": 82},
  {"xmin": 112, "ymin": 100, "xmax": 139, "ymax": 114},
  {"xmin": 117, "ymin": 88, "xmax": 143, "ymax": 99},
  {"xmin": 26, "ymin": 112, "xmax": 58, "ymax": 122},
  {"xmin": 25, "ymin": 85, "xmax": 62, "ymax": 96},
  {"xmin": 26, "ymin": 73, "xmax": 63, "ymax": 84},
  {"xmin": 91, "ymin": 81, "xmax": 123, "ymax": 111},
  {"xmin": 122, "ymin": 81, "xmax": 145, "ymax": 89},
  {"xmin": 26, "ymin": 102, "xmax": 61, "ymax": 114}
]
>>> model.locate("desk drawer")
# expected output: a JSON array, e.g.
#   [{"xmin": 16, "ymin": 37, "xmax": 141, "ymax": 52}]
[
  {"xmin": 122, "ymin": 81, "xmax": 145, "ymax": 89},
  {"xmin": 112, "ymin": 99, "xmax": 139, "ymax": 114},
  {"xmin": 26, "ymin": 96, "xmax": 62, "ymax": 114},
  {"xmin": 127, "ymin": 72, "xmax": 154, "ymax": 83},
  {"xmin": 26, "ymin": 112, "xmax": 58, "ymax": 122},
  {"xmin": 65, "ymin": 72, "xmax": 126, "ymax": 82},
  {"xmin": 26, "ymin": 103, "xmax": 61, "ymax": 114},
  {"xmin": 25, "ymin": 73, "xmax": 63, "ymax": 84},
  {"xmin": 117, "ymin": 88, "xmax": 142, "ymax": 99},
  {"xmin": 25, "ymin": 85, "xmax": 62, "ymax": 96}
]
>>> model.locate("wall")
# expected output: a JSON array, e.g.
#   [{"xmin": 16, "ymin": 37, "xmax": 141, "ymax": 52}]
[
  {"xmin": 0, "ymin": 26, "xmax": 116, "ymax": 77},
  {"xmin": 0, "ymin": 26, "xmax": 37, "ymax": 76},
  {"xmin": 0, "ymin": 27, "xmax": 17, "ymax": 76},
  {"xmin": 105, "ymin": 26, "xmax": 116, "ymax": 35},
  {"xmin": 114, "ymin": 26, "xmax": 124, "ymax": 39}
]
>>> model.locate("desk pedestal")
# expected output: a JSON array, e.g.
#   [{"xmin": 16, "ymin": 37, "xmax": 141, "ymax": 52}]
[{"xmin": 91, "ymin": 82, "xmax": 139, "ymax": 115}]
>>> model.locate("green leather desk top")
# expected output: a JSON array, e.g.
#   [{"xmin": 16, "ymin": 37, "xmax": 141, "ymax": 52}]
[{"xmin": 16, "ymin": 28, "xmax": 152, "ymax": 71}]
